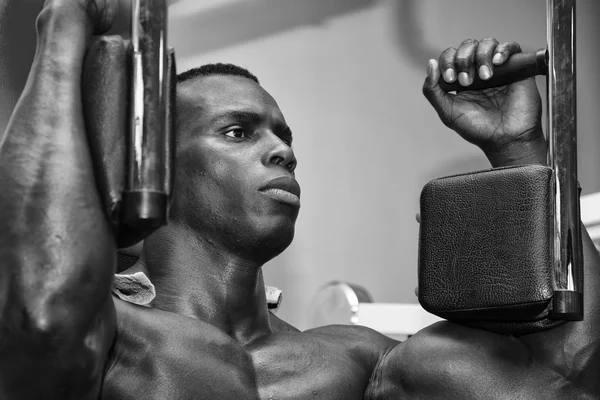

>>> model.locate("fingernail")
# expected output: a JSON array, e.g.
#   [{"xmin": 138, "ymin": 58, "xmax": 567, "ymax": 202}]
[
  {"xmin": 479, "ymin": 65, "xmax": 491, "ymax": 80},
  {"xmin": 427, "ymin": 59, "xmax": 433, "ymax": 76},
  {"xmin": 493, "ymin": 53, "xmax": 503, "ymax": 64},
  {"xmin": 458, "ymin": 72, "xmax": 471, "ymax": 86},
  {"xmin": 444, "ymin": 68, "xmax": 456, "ymax": 82}
]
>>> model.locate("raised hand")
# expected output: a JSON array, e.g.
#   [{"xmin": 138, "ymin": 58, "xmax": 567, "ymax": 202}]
[
  {"xmin": 422, "ymin": 38, "xmax": 546, "ymax": 166},
  {"xmin": 43, "ymin": 0, "xmax": 119, "ymax": 34}
]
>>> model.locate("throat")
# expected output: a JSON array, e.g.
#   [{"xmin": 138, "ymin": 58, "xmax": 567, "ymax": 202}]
[{"xmin": 141, "ymin": 227, "xmax": 274, "ymax": 343}]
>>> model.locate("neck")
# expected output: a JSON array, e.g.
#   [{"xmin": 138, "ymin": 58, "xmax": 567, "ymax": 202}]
[{"xmin": 138, "ymin": 222, "xmax": 273, "ymax": 344}]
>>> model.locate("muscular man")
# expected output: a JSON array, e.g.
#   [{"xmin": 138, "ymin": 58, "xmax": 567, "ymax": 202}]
[{"xmin": 1, "ymin": 1, "xmax": 598, "ymax": 399}]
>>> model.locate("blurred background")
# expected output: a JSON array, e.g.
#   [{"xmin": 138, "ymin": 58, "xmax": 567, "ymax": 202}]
[{"xmin": 1, "ymin": 0, "xmax": 599, "ymax": 330}]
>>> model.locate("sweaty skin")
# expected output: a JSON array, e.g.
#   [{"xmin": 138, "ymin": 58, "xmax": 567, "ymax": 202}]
[{"xmin": 0, "ymin": 2, "xmax": 599, "ymax": 400}]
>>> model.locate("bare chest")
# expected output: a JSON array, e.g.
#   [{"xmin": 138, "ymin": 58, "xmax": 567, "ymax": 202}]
[
  {"xmin": 102, "ymin": 320, "xmax": 372, "ymax": 400},
  {"xmin": 248, "ymin": 333, "xmax": 372, "ymax": 400}
]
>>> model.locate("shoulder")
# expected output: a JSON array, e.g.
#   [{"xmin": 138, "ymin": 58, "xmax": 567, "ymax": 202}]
[
  {"xmin": 366, "ymin": 321, "xmax": 579, "ymax": 400},
  {"xmin": 305, "ymin": 324, "xmax": 399, "ymax": 370},
  {"xmin": 306, "ymin": 324, "xmax": 399, "ymax": 349},
  {"xmin": 268, "ymin": 314, "xmax": 398, "ymax": 357}
]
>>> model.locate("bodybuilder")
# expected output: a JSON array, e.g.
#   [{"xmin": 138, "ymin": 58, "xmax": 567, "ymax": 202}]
[{"xmin": 0, "ymin": 1, "xmax": 598, "ymax": 399}]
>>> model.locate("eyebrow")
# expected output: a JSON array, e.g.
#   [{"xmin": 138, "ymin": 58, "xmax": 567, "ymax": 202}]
[
  {"xmin": 212, "ymin": 110, "xmax": 293, "ymax": 144},
  {"xmin": 212, "ymin": 110, "xmax": 262, "ymax": 126}
]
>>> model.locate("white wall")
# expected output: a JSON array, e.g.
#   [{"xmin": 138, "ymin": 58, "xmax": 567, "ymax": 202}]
[
  {"xmin": 0, "ymin": 1, "xmax": 596, "ymax": 331},
  {"xmin": 170, "ymin": 0, "xmax": 600, "ymax": 330}
]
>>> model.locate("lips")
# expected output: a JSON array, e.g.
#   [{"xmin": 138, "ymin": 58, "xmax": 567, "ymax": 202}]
[
  {"xmin": 259, "ymin": 176, "xmax": 301, "ymax": 207},
  {"xmin": 260, "ymin": 176, "xmax": 301, "ymax": 198}
]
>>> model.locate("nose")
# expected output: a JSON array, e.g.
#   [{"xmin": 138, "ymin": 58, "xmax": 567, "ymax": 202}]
[{"xmin": 264, "ymin": 134, "xmax": 297, "ymax": 173}]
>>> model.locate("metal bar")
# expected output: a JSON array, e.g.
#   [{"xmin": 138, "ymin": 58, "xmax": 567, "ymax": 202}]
[
  {"xmin": 122, "ymin": 0, "xmax": 170, "ymax": 229},
  {"xmin": 548, "ymin": 0, "xmax": 583, "ymax": 320}
]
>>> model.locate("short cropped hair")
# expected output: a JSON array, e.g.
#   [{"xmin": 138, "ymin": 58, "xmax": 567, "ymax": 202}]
[{"xmin": 177, "ymin": 63, "xmax": 259, "ymax": 85}]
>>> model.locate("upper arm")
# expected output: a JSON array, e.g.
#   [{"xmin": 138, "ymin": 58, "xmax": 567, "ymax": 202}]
[
  {"xmin": 0, "ymin": 296, "xmax": 116, "ymax": 399},
  {"xmin": 366, "ymin": 321, "xmax": 580, "ymax": 400},
  {"xmin": 369, "ymin": 227, "xmax": 600, "ymax": 400}
]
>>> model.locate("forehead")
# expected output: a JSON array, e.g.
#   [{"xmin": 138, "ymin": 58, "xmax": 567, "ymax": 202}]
[{"xmin": 178, "ymin": 75, "xmax": 285, "ymax": 123}]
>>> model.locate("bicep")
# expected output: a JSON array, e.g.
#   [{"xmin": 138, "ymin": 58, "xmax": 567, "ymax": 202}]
[
  {"xmin": 367, "ymin": 321, "xmax": 565, "ymax": 400},
  {"xmin": 0, "ymin": 297, "xmax": 116, "ymax": 399}
]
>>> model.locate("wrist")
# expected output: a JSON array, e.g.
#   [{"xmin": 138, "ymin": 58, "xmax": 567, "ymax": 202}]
[
  {"xmin": 35, "ymin": 5, "xmax": 92, "ymax": 72},
  {"xmin": 482, "ymin": 128, "xmax": 548, "ymax": 168}
]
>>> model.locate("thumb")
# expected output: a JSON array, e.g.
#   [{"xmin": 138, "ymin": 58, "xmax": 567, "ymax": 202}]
[{"xmin": 422, "ymin": 58, "xmax": 455, "ymax": 129}]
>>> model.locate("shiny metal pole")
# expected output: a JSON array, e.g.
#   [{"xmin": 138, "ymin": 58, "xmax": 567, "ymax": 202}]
[
  {"xmin": 122, "ymin": 0, "xmax": 170, "ymax": 229},
  {"xmin": 548, "ymin": 0, "xmax": 583, "ymax": 320}
]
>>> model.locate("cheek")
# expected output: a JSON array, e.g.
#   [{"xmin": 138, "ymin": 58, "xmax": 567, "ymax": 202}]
[
  {"xmin": 212, "ymin": 163, "xmax": 271, "ymax": 226},
  {"xmin": 172, "ymin": 145, "xmax": 258, "ymax": 217}
]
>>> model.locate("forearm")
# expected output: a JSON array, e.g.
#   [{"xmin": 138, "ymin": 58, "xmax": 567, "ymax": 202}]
[{"xmin": 0, "ymin": 4, "xmax": 115, "ymax": 343}]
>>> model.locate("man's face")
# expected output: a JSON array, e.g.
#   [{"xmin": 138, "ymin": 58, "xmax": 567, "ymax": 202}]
[{"xmin": 171, "ymin": 74, "xmax": 299, "ymax": 262}]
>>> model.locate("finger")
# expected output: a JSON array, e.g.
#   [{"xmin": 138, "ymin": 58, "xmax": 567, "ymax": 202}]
[
  {"xmin": 422, "ymin": 58, "xmax": 455, "ymax": 129},
  {"xmin": 475, "ymin": 37, "xmax": 499, "ymax": 81},
  {"xmin": 455, "ymin": 38, "xmax": 479, "ymax": 87},
  {"xmin": 493, "ymin": 41, "xmax": 522, "ymax": 65},
  {"xmin": 438, "ymin": 47, "xmax": 458, "ymax": 84}
]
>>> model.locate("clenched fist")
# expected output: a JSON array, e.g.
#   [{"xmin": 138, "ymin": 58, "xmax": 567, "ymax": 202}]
[{"xmin": 422, "ymin": 37, "xmax": 547, "ymax": 167}]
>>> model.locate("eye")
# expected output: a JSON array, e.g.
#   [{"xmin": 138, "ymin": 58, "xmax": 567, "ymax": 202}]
[{"xmin": 223, "ymin": 128, "xmax": 248, "ymax": 140}]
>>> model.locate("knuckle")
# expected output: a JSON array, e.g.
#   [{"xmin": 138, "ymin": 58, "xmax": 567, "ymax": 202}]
[
  {"xmin": 480, "ymin": 37, "xmax": 498, "ymax": 43},
  {"xmin": 498, "ymin": 41, "xmax": 522, "ymax": 55},
  {"xmin": 439, "ymin": 49, "xmax": 457, "ymax": 69},
  {"xmin": 440, "ymin": 47, "xmax": 457, "ymax": 60},
  {"xmin": 460, "ymin": 38, "xmax": 478, "ymax": 46}
]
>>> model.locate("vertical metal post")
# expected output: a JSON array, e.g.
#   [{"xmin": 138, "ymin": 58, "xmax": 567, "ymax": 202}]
[
  {"xmin": 122, "ymin": 0, "xmax": 170, "ymax": 229},
  {"xmin": 548, "ymin": 0, "xmax": 583, "ymax": 319}
]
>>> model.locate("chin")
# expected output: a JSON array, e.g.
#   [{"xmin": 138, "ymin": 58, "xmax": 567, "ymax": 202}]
[
  {"xmin": 248, "ymin": 219, "xmax": 296, "ymax": 263},
  {"xmin": 269, "ymin": 225, "xmax": 295, "ymax": 253}
]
